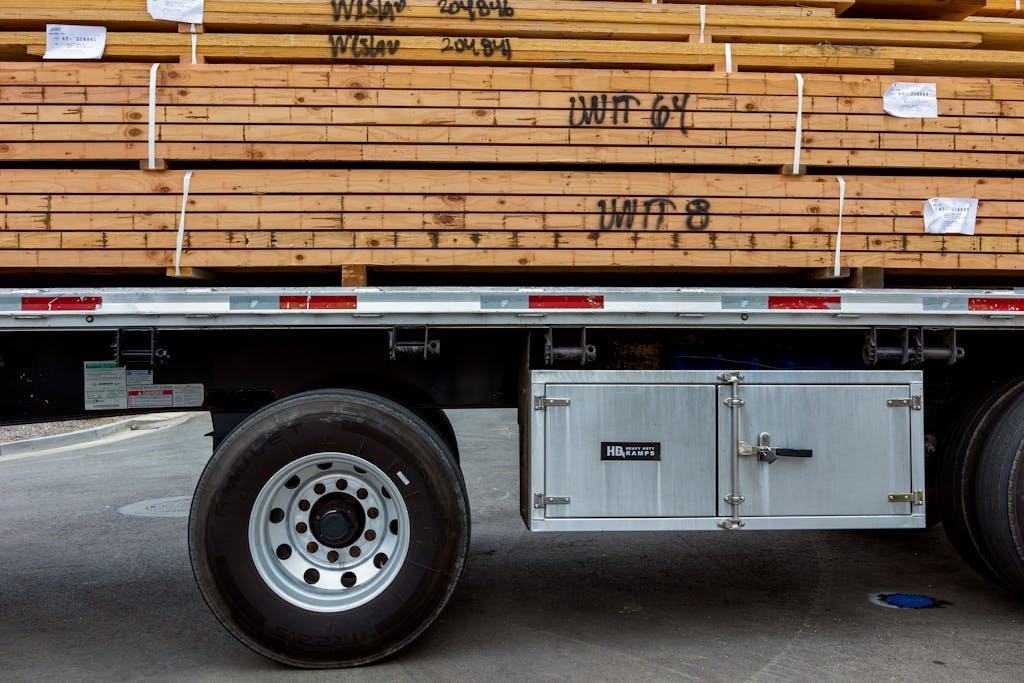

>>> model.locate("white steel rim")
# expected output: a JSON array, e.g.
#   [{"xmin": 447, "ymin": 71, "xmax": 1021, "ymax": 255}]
[{"xmin": 248, "ymin": 452, "xmax": 411, "ymax": 612}]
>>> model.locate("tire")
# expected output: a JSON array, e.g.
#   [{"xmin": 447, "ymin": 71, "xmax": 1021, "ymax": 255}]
[
  {"xmin": 974, "ymin": 390, "xmax": 1024, "ymax": 595},
  {"xmin": 188, "ymin": 389, "xmax": 470, "ymax": 668},
  {"xmin": 936, "ymin": 381, "xmax": 1024, "ymax": 589}
]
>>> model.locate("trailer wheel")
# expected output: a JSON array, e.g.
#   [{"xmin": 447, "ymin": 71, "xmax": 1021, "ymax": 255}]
[
  {"xmin": 935, "ymin": 382, "xmax": 1024, "ymax": 589},
  {"xmin": 974, "ymin": 391, "xmax": 1024, "ymax": 595},
  {"xmin": 188, "ymin": 389, "xmax": 469, "ymax": 668}
]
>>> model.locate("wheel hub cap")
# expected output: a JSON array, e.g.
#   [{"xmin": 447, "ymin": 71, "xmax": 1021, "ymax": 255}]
[{"xmin": 310, "ymin": 493, "xmax": 365, "ymax": 547}]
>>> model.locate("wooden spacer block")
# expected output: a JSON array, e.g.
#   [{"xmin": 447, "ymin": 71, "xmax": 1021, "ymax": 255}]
[
  {"xmin": 166, "ymin": 266, "xmax": 217, "ymax": 281},
  {"xmin": 178, "ymin": 23, "xmax": 205, "ymax": 33},
  {"xmin": 341, "ymin": 264, "xmax": 369, "ymax": 287},
  {"xmin": 180, "ymin": 54, "xmax": 207, "ymax": 64},
  {"xmin": 851, "ymin": 267, "xmax": 885, "ymax": 289},
  {"xmin": 140, "ymin": 159, "xmax": 169, "ymax": 171},
  {"xmin": 779, "ymin": 165, "xmax": 805, "ymax": 176}
]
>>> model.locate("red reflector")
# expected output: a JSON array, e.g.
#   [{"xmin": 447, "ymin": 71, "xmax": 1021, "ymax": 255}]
[
  {"xmin": 968, "ymin": 298, "xmax": 1024, "ymax": 312},
  {"xmin": 528, "ymin": 296, "xmax": 604, "ymax": 309},
  {"xmin": 279, "ymin": 296, "xmax": 357, "ymax": 310},
  {"xmin": 767, "ymin": 296, "xmax": 841, "ymax": 310},
  {"xmin": 21, "ymin": 296, "xmax": 101, "ymax": 311}
]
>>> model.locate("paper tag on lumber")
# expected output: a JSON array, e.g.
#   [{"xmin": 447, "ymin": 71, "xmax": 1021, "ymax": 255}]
[
  {"xmin": 147, "ymin": 0, "xmax": 204, "ymax": 23},
  {"xmin": 884, "ymin": 83, "xmax": 938, "ymax": 118},
  {"xmin": 43, "ymin": 24, "xmax": 106, "ymax": 60},
  {"xmin": 924, "ymin": 198, "xmax": 978, "ymax": 236}
]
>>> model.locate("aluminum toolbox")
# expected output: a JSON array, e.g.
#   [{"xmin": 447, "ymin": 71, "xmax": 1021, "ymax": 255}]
[{"xmin": 523, "ymin": 370, "xmax": 925, "ymax": 532}]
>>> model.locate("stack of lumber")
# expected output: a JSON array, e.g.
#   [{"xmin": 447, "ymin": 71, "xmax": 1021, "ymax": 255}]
[
  {"xmin": 1, "ymin": 0, "xmax": 1024, "ymax": 281},
  {"xmin": 4, "ymin": 169, "xmax": 1021, "ymax": 271},
  {"xmin": 3, "ymin": 65, "xmax": 1023, "ymax": 171}
]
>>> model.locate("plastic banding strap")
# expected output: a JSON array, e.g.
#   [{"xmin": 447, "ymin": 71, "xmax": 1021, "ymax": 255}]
[
  {"xmin": 174, "ymin": 170, "xmax": 194, "ymax": 276},
  {"xmin": 147, "ymin": 62, "xmax": 160, "ymax": 169},
  {"xmin": 793, "ymin": 73, "xmax": 805, "ymax": 174},
  {"xmin": 190, "ymin": 23, "xmax": 197, "ymax": 64},
  {"xmin": 699, "ymin": 5, "xmax": 706, "ymax": 43},
  {"xmin": 724, "ymin": 43, "xmax": 732, "ymax": 73},
  {"xmin": 834, "ymin": 175, "xmax": 846, "ymax": 278}
]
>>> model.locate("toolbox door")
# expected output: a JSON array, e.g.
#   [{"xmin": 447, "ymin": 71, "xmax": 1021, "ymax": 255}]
[
  {"xmin": 543, "ymin": 383, "xmax": 717, "ymax": 518},
  {"xmin": 716, "ymin": 383, "xmax": 916, "ymax": 518}
]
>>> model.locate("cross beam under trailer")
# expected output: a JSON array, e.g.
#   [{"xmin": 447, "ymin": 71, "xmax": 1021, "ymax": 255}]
[{"xmin": 0, "ymin": 286, "xmax": 1023, "ymax": 330}]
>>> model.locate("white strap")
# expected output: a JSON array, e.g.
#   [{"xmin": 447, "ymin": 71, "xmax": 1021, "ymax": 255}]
[
  {"xmin": 793, "ymin": 73, "xmax": 804, "ymax": 174},
  {"xmin": 190, "ymin": 23, "xmax": 197, "ymax": 64},
  {"xmin": 699, "ymin": 5, "xmax": 706, "ymax": 43},
  {"xmin": 724, "ymin": 43, "xmax": 732, "ymax": 73},
  {"xmin": 174, "ymin": 170, "xmax": 193, "ymax": 276},
  {"xmin": 834, "ymin": 175, "xmax": 846, "ymax": 278},
  {"xmin": 147, "ymin": 62, "xmax": 160, "ymax": 169}
]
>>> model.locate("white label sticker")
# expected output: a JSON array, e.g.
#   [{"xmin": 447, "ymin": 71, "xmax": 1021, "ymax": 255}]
[
  {"xmin": 84, "ymin": 361, "xmax": 127, "ymax": 410},
  {"xmin": 883, "ymin": 82, "xmax": 938, "ymax": 118},
  {"xmin": 147, "ymin": 0, "xmax": 204, "ymax": 23},
  {"xmin": 127, "ymin": 383, "xmax": 204, "ymax": 409},
  {"xmin": 924, "ymin": 198, "xmax": 979, "ymax": 236},
  {"xmin": 43, "ymin": 24, "xmax": 107, "ymax": 60}
]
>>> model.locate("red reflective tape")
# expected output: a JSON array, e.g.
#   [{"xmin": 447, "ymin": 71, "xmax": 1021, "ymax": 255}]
[
  {"xmin": 968, "ymin": 297, "xmax": 1024, "ymax": 312},
  {"xmin": 767, "ymin": 296, "xmax": 841, "ymax": 310},
  {"xmin": 528, "ymin": 295, "xmax": 604, "ymax": 309},
  {"xmin": 279, "ymin": 295, "xmax": 357, "ymax": 310},
  {"xmin": 21, "ymin": 296, "xmax": 101, "ymax": 311}
]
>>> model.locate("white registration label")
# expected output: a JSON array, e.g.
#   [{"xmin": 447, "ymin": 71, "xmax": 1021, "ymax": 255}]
[
  {"xmin": 147, "ymin": 0, "xmax": 204, "ymax": 23},
  {"xmin": 883, "ymin": 82, "xmax": 938, "ymax": 119},
  {"xmin": 43, "ymin": 24, "xmax": 107, "ymax": 60}
]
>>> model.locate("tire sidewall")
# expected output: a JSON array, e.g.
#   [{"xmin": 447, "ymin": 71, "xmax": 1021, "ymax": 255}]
[
  {"xmin": 974, "ymin": 391, "xmax": 1024, "ymax": 592},
  {"xmin": 189, "ymin": 390, "xmax": 469, "ymax": 667}
]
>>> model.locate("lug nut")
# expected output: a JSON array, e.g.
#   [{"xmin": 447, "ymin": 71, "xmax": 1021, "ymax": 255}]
[
  {"xmin": 364, "ymin": 530, "xmax": 376, "ymax": 542},
  {"xmin": 307, "ymin": 541, "xmax": 319, "ymax": 553},
  {"xmin": 298, "ymin": 499, "xmax": 310, "ymax": 511},
  {"xmin": 314, "ymin": 483, "xmax": 326, "ymax": 495},
  {"xmin": 367, "ymin": 507, "xmax": 379, "ymax": 519},
  {"xmin": 327, "ymin": 551, "xmax": 339, "ymax": 563},
  {"xmin": 349, "ymin": 546, "xmax": 361, "ymax": 558},
  {"xmin": 336, "ymin": 479, "xmax": 348, "ymax": 490},
  {"xmin": 296, "ymin": 522, "xmax": 308, "ymax": 533},
  {"xmin": 357, "ymin": 488, "xmax": 368, "ymax": 500}
]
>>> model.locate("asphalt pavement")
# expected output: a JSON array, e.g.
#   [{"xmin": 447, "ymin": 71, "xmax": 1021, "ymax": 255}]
[{"xmin": 1, "ymin": 409, "xmax": 1023, "ymax": 681}]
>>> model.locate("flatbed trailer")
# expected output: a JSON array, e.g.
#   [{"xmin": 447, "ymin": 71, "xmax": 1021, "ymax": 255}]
[{"xmin": 2, "ymin": 283, "xmax": 1023, "ymax": 667}]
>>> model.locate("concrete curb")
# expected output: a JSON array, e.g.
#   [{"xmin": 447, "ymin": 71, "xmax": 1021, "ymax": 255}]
[{"xmin": 0, "ymin": 412, "xmax": 205, "ymax": 458}]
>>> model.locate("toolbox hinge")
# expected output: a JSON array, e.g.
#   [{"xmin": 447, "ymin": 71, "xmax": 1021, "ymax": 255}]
[
  {"xmin": 887, "ymin": 395, "xmax": 923, "ymax": 410},
  {"xmin": 534, "ymin": 396, "xmax": 571, "ymax": 410},
  {"xmin": 888, "ymin": 490, "xmax": 925, "ymax": 505},
  {"xmin": 533, "ymin": 493, "xmax": 571, "ymax": 509}
]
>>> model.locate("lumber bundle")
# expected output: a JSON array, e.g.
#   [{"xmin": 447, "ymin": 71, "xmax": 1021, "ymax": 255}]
[
  {"xmin": 0, "ymin": 1, "xmax": 1022, "ymax": 281},
  {"xmin": 2, "ymin": 1, "xmax": 1024, "ymax": 73},
  {"xmin": 3, "ymin": 65, "xmax": 1024, "ymax": 172},
  {"xmin": 3, "ymin": 169, "xmax": 1022, "ymax": 272}
]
